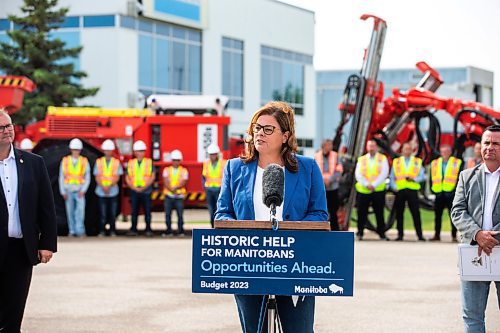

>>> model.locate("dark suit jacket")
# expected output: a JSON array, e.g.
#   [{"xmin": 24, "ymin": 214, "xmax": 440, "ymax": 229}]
[
  {"xmin": 0, "ymin": 148, "xmax": 57, "ymax": 266},
  {"xmin": 451, "ymin": 164, "xmax": 500, "ymax": 244}
]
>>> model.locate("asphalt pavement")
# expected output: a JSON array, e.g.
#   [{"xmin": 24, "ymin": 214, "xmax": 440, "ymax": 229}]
[{"xmin": 22, "ymin": 210, "xmax": 500, "ymax": 333}]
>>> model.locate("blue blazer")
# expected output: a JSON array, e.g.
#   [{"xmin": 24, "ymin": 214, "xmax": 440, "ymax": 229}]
[{"xmin": 215, "ymin": 155, "xmax": 328, "ymax": 222}]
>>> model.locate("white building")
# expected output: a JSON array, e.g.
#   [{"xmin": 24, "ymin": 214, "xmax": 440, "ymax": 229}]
[{"xmin": 0, "ymin": 0, "xmax": 317, "ymax": 154}]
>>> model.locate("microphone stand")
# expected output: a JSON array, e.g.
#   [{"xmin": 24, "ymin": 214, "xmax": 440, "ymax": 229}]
[{"xmin": 268, "ymin": 203, "xmax": 279, "ymax": 333}]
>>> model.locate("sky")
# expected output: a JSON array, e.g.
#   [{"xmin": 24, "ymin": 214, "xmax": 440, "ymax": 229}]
[{"xmin": 281, "ymin": 0, "xmax": 500, "ymax": 109}]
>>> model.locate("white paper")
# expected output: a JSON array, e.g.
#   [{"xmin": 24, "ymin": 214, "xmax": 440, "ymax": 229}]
[{"xmin": 458, "ymin": 245, "xmax": 500, "ymax": 281}]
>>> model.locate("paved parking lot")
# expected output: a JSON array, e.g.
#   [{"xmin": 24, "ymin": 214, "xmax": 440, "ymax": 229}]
[{"xmin": 22, "ymin": 210, "xmax": 500, "ymax": 333}]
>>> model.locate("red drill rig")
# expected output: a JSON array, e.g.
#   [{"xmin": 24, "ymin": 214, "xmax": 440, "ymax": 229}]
[{"xmin": 334, "ymin": 15, "xmax": 500, "ymax": 231}]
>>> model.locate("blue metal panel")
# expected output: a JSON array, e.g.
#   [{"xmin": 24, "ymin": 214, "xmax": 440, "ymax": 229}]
[
  {"xmin": 154, "ymin": 0, "xmax": 200, "ymax": 22},
  {"xmin": 83, "ymin": 15, "xmax": 115, "ymax": 28},
  {"xmin": 60, "ymin": 16, "xmax": 80, "ymax": 28}
]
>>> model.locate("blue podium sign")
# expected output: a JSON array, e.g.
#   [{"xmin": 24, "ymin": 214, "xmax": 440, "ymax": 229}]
[{"xmin": 192, "ymin": 229, "xmax": 354, "ymax": 296}]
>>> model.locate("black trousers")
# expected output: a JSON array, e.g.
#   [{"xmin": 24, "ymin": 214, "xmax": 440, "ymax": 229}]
[
  {"xmin": 434, "ymin": 192, "xmax": 457, "ymax": 238},
  {"xmin": 326, "ymin": 190, "xmax": 339, "ymax": 231},
  {"xmin": 357, "ymin": 191, "xmax": 386, "ymax": 237},
  {"xmin": 395, "ymin": 189, "xmax": 423, "ymax": 239},
  {"xmin": 0, "ymin": 238, "xmax": 33, "ymax": 333}
]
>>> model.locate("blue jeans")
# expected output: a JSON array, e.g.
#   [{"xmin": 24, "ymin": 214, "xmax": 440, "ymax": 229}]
[
  {"xmin": 461, "ymin": 280, "xmax": 500, "ymax": 333},
  {"xmin": 234, "ymin": 295, "xmax": 315, "ymax": 333},
  {"xmin": 164, "ymin": 196, "xmax": 184, "ymax": 233},
  {"xmin": 65, "ymin": 191, "xmax": 86, "ymax": 236},
  {"xmin": 98, "ymin": 196, "xmax": 118, "ymax": 233},
  {"xmin": 130, "ymin": 190, "xmax": 152, "ymax": 232},
  {"xmin": 205, "ymin": 187, "xmax": 220, "ymax": 228}
]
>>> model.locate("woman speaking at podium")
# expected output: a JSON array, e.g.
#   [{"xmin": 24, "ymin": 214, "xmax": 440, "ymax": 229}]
[{"xmin": 215, "ymin": 101, "xmax": 328, "ymax": 333}]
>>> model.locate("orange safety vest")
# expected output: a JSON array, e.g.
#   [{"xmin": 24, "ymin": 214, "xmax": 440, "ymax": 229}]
[
  {"xmin": 62, "ymin": 155, "xmax": 88, "ymax": 185},
  {"xmin": 314, "ymin": 151, "xmax": 343, "ymax": 183},
  {"xmin": 431, "ymin": 157, "xmax": 462, "ymax": 193},
  {"xmin": 466, "ymin": 158, "xmax": 481, "ymax": 169},
  {"xmin": 127, "ymin": 158, "xmax": 153, "ymax": 187},
  {"xmin": 393, "ymin": 156, "xmax": 422, "ymax": 191},
  {"xmin": 202, "ymin": 159, "xmax": 225, "ymax": 188},
  {"xmin": 163, "ymin": 165, "xmax": 188, "ymax": 197},
  {"xmin": 96, "ymin": 157, "xmax": 120, "ymax": 186},
  {"xmin": 355, "ymin": 153, "xmax": 387, "ymax": 194}
]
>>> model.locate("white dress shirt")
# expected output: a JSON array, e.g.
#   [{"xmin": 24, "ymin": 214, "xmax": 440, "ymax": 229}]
[
  {"xmin": 483, "ymin": 164, "xmax": 500, "ymax": 231},
  {"xmin": 0, "ymin": 145, "xmax": 22, "ymax": 238},
  {"xmin": 254, "ymin": 166, "xmax": 284, "ymax": 221}
]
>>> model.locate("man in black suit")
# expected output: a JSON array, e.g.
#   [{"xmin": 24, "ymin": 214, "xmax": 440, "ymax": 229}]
[{"xmin": 0, "ymin": 110, "xmax": 57, "ymax": 332}]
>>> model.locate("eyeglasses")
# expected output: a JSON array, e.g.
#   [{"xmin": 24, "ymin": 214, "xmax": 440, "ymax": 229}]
[
  {"xmin": 0, "ymin": 124, "xmax": 13, "ymax": 133},
  {"xmin": 251, "ymin": 123, "xmax": 280, "ymax": 136}
]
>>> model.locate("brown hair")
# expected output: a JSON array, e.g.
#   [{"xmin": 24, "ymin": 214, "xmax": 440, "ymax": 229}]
[{"xmin": 240, "ymin": 101, "xmax": 299, "ymax": 172}]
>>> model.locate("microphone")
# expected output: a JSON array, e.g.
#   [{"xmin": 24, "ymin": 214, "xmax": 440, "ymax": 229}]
[{"xmin": 262, "ymin": 164, "xmax": 284, "ymax": 216}]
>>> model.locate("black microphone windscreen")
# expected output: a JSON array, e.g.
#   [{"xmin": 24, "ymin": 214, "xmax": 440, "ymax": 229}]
[{"xmin": 262, "ymin": 163, "xmax": 284, "ymax": 208}]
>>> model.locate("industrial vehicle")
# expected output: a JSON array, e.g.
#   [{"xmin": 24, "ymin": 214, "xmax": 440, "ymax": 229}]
[
  {"xmin": 334, "ymin": 15, "xmax": 500, "ymax": 231},
  {"xmin": 0, "ymin": 76, "xmax": 243, "ymax": 234}
]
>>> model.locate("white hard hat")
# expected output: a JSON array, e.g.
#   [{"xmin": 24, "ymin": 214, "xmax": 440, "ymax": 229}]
[
  {"xmin": 206, "ymin": 144, "xmax": 220, "ymax": 155},
  {"xmin": 101, "ymin": 139, "xmax": 115, "ymax": 151},
  {"xmin": 20, "ymin": 138, "xmax": 33, "ymax": 150},
  {"xmin": 171, "ymin": 149, "xmax": 183, "ymax": 160},
  {"xmin": 69, "ymin": 138, "xmax": 83, "ymax": 150},
  {"xmin": 132, "ymin": 140, "xmax": 147, "ymax": 151}
]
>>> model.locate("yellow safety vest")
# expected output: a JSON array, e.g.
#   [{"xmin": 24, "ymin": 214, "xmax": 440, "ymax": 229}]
[
  {"xmin": 355, "ymin": 153, "xmax": 387, "ymax": 194},
  {"xmin": 163, "ymin": 165, "xmax": 188, "ymax": 197},
  {"xmin": 314, "ymin": 151, "xmax": 343, "ymax": 184},
  {"xmin": 127, "ymin": 158, "xmax": 152, "ymax": 187},
  {"xmin": 393, "ymin": 156, "xmax": 422, "ymax": 191},
  {"xmin": 62, "ymin": 155, "xmax": 88, "ymax": 185},
  {"xmin": 431, "ymin": 157, "xmax": 462, "ymax": 193},
  {"xmin": 202, "ymin": 159, "xmax": 225, "ymax": 188},
  {"xmin": 96, "ymin": 157, "xmax": 120, "ymax": 186}
]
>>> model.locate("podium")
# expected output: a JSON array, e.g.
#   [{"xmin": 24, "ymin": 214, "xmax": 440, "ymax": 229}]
[
  {"xmin": 214, "ymin": 220, "xmax": 331, "ymax": 231},
  {"xmin": 192, "ymin": 220, "xmax": 354, "ymax": 332}
]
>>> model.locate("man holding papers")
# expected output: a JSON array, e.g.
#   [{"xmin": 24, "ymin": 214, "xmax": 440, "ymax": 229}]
[{"xmin": 451, "ymin": 125, "xmax": 500, "ymax": 333}]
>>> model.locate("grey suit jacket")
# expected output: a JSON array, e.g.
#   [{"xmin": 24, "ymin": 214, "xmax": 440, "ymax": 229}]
[{"xmin": 451, "ymin": 164, "xmax": 500, "ymax": 244}]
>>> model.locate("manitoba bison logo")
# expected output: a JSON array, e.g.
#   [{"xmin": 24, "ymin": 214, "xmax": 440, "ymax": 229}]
[{"xmin": 329, "ymin": 283, "xmax": 344, "ymax": 294}]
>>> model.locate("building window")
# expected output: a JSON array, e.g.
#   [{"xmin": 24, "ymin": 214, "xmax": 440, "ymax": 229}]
[
  {"xmin": 0, "ymin": 19, "xmax": 11, "ymax": 31},
  {"xmin": 137, "ymin": 18, "xmax": 202, "ymax": 95},
  {"xmin": 296, "ymin": 138, "xmax": 313, "ymax": 148},
  {"xmin": 261, "ymin": 46, "xmax": 311, "ymax": 115},
  {"xmin": 222, "ymin": 37, "xmax": 244, "ymax": 110}
]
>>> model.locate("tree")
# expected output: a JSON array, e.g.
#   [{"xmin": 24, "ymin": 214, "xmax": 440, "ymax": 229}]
[{"xmin": 0, "ymin": 0, "xmax": 98, "ymax": 125}]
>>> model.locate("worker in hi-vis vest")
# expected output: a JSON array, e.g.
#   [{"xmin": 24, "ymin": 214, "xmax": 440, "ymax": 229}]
[
  {"xmin": 355, "ymin": 140, "xmax": 389, "ymax": 241},
  {"xmin": 125, "ymin": 140, "xmax": 155, "ymax": 236},
  {"xmin": 162, "ymin": 149, "xmax": 189, "ymax": 237},
  {"xmin": 313, "ymin": 139, "xmax": 343, "ymax": 231},
  {"xmin": 429, "ymin": 145, "xmax": 462, "ymax": 242},
  {"xmin": 94, "ymin": 139, "xmax": 123, "ymax": 237},
  {"xmin": 389, "ymin": 142, "xmax": 426, "ymax": 241},
  {"xmin": 202, "ymin": 144, "xmax": 225, "ymax": 228},
  {"xmin": 59, "ymin": 138, "xmax": 90, "ymax": 237},
  {"xmin": 466, "ymin": 142, "xmax": 483, "ymax": 169}
]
